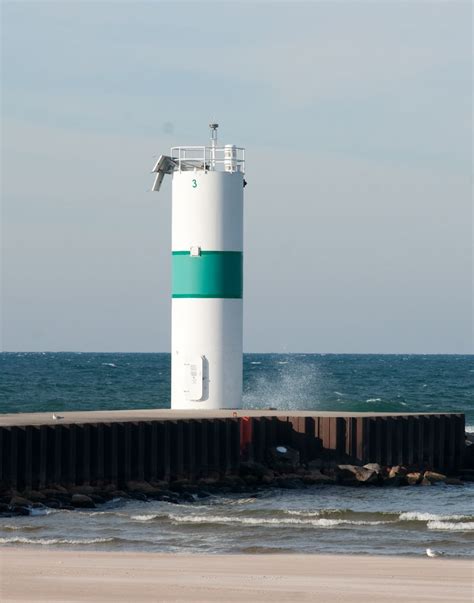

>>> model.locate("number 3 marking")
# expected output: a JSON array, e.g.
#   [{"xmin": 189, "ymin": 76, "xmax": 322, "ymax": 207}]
[{"xmin": 192, "ymin": 179, "xmax": 197, "ymax": 188}]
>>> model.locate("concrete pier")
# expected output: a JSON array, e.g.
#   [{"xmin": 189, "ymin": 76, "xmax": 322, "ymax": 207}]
[{"xmin": 0, "ymin": 411, "xmax": 466, "ymax": 490}]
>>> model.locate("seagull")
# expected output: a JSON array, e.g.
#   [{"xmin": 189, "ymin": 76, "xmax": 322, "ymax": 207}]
[
  {"xmin": 426, "ymin": 548, "xmax": 444, "ymax": 558},
  {"xmin": 52, "ymin": 413, "xmax": 63, "ymax": 420}
]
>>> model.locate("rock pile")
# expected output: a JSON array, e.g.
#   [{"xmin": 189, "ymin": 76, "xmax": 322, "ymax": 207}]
[{"xmin": 0, "ymin": 444, "xmax": 469, "ymax": 517}]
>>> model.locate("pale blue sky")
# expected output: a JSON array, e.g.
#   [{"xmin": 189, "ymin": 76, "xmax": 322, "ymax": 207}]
[{"xmin": 1, "ymin": 1, "xmax": 472, "ymax": 353}]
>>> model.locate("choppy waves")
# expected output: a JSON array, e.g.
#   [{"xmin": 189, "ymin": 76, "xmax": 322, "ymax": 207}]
[
  {"xmin": 1, "ymin": 353, "xmax": 472, "ymax": 556},
  {"xmin": 427, "ymin": 521, "xmax": 474, "ymax": 532},
  {"xmin": 1, "ymin": 490, "xmax": 473, "ymax": 556},
  {"xmin": 0, "ymin": 536, "xmax": 115, "ymax": 545},
  {"xmin": 129, "ymin": 511, "xmax": 388, "ymax": 528},
  {"xmin": 399, "ymin": 512, "xmax": 471, "ymax": 522},
  {"xmin": 128, "ymin": 507, "xmax": 474, "ymax": 532},
  {"xmin": 168, "ymin": 514, "xmax": 389, "ymax": 528},
  {"xmin": 1, "ymin": 353, "xmax": 472, "ymax": 425},
  {"xmin": 0, "ymin": 524, "xmax": 42, "ymax": 532}
]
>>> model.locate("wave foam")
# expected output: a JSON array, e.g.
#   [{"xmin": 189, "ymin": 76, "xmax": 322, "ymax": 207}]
[
  {"xmin": 131, "ymin": 514, "xmax": 160, "ymax": 522},
  {"xmin": 167, "ymin": 514, "xmax": 388, "ymax": 528},
  {"xmin": 86, "ymin": 511, "xmax": 129, "ymax": 518},
  {"xmin": 399, "ymin": 512, "xmax": 470, "ymax": 522},
  {"xmin": 427, "ymin": 521, "xmax": 474, "ymax": 532},
  {"xmin": 29, "ymin": 507, "xmax": 57, "ymax": 517},
  {"xmin": 228, "ymin": 498, "xmax": 261, "ymax": 505},
  {"xmin": 285, "ymin": 510, "xmax": 322, "ymax": 517},
  {"xmin": 0, "ymin": 524, "xmax": 41, "ymax": 532},
  {"xmin": 0, "ymin": 536, "xmax": 115, "ymax": 545}
]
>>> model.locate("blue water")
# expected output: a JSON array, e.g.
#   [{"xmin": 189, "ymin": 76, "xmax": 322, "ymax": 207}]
[
  {"xmin": 1, "ymin": 353, "xmax": 473, "ymax": 427},
  {"xmin": 0, "ymin": 353, "xmax": 473, "ymax": 556}
]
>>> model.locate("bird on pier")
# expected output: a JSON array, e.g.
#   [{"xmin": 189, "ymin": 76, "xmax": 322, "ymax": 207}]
[
  {"xmin": 52, "ymin": 413, "xmax": 63, "ymax": 420},
  {"xmin": 426, "ymin": 548, "xmax": 444, "ymax": 558}
]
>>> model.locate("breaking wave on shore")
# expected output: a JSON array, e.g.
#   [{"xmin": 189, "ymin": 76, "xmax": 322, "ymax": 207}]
[{"xmin": 1, "ymin": 486, "xmax": 473, "ymax": 556}]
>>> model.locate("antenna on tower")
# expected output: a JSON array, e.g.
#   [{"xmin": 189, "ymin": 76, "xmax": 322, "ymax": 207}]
[
  {"xmin": 209, "ymin": 122, "xmax": 219, "ymax": 169},
  {"xmin": 209, "ymin": 122, "xmax": 219, "ymax": 147}
]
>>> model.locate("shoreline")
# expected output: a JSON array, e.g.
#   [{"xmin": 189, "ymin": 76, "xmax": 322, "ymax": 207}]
[{"xmin": 1, "ymin": 548, "xmax": 472, "ymax": 602}]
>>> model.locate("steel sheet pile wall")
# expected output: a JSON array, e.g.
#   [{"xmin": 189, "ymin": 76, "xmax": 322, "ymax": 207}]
[
  {"xmin": 245, "ymin": 414, "xmax": 465, "ymax": 472},
  {"xmin": 0, "ymin": 414, "xmax": 465, "ymax": 489}
]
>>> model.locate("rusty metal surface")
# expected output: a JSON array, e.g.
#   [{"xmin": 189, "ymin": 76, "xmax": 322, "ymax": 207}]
[{"xmin": 0, "ymin": 413, "xmax": 466, "ymax": 489}]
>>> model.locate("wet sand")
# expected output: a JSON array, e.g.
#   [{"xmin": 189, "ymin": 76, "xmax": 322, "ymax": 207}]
[{"xmin": 0, "ymin": 548, "xmax": 472, "ymax": 602}]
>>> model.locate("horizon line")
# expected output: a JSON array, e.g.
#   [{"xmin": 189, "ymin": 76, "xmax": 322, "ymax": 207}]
[{"xmin": 0, "ymin": 350, "xmax": 472, "ymax": 356}]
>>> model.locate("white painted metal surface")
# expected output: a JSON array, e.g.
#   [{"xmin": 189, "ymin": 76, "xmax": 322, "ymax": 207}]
[
  {"xmin": 172, "ymin": 298, "xmax": 243, "ymax": 409},
  {"xmin": 158, "ymin": 125, "xmax": 245, "ymax": 410},
  {"xmin": 171, "ymin": 170, "xmax": 243, "ymax": 252}
]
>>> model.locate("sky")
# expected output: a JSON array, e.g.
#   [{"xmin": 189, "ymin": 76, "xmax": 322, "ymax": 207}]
[{"xmin": 1, "ymin": 1, "xmax": 472, "ymax": 353}]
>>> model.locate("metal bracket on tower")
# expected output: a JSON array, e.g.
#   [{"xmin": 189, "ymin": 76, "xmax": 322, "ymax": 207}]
[{"xmin": 151, "ymin": 155, "xmax": 178, "ymax": 192}]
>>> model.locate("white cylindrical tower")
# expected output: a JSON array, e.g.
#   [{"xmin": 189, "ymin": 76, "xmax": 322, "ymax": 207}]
[{"xmin": 151, "ymin": 125, "xmax": 245, "ymax": 409}]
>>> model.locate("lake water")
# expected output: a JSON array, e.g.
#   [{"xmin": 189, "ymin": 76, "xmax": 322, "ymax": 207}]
[{"xmin": 1, "ymin": 353, "xmax": 472, "ymax": 557}]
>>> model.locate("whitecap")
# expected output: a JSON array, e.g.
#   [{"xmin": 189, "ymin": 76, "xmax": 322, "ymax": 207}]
[
  {"xmin": 427, "ymin": 521, "xmax": 474, "ymax": 532},
  {"xmin": 131, "ymin": 514, "xmax": 160, "ymax": 522},
  {"xmin": 0, "ymin": 524, "xmax": 41, "ymax": 532},
  {"xmin": 167, "ymin": 514, "xmax": 388, "ymax": 528},
  {"xmin": 0, "ymin": 536, "xmax": 115, "ymax": 545},
  {"xmin": 285, "ymin": 510, "xmax": 322, "ymax": 517},
  {"xmin": 102, "ymin": 363, "xmax": 116, "ymax": 367},
  {"xmin": 85, "ymin": 510, "xmax": 129, "ymax": 518},
  {"xmin": 399, "ymin": 512, "xmax": 470, "ymax": 522},
  {"xmin": 29, "ymin": 507, "xmax": 58, "ymax": 516},
  {"xmin": 229, "ymin": 498, "xmax": 261, "ymax": 506},
  {"xmin": 284, "ymin": 508, "xmax": 350, "ymax": 518},
  {"xmin": 250, "ymin": 362, "xmax": 261, "ymax": 365},
  {"xmin": 366, "ymin": 398, "xmax": 382, "ymax": 403}
]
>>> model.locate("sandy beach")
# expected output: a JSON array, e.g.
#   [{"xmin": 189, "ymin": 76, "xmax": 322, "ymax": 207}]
[{"xmin": 0, "ymin": 548, "xmax": 472, "ymax": 602}]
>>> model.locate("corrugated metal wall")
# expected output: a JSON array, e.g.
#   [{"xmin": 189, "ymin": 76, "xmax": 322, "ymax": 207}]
[{"xmin": 0, "ymin": 414, "xmax": 465, "ymax": 489}]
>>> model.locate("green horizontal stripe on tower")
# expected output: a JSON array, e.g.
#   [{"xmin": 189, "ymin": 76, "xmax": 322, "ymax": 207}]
[{"xmin": 172, "ymin": 250, "xmax": 243, "ymax": 298}]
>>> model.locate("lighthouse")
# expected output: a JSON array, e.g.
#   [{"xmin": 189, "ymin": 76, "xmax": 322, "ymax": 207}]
[{"xmin": 151, "ymin": 125, "xmax": 245, "ymax": 409}]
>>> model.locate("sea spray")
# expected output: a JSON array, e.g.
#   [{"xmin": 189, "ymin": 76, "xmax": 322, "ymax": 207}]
[
  {"xmin": 243, "ymin": 358, "xmax": 325, "ymax": 410},
  {"xmin": 1, "ymin": 353, "xmax": 472, "ymax": 420}
]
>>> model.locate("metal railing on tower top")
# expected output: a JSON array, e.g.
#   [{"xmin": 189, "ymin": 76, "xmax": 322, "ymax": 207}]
[{"xmin": 171, "ymin": 145, "xmax": 245, "ymax": 173}]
